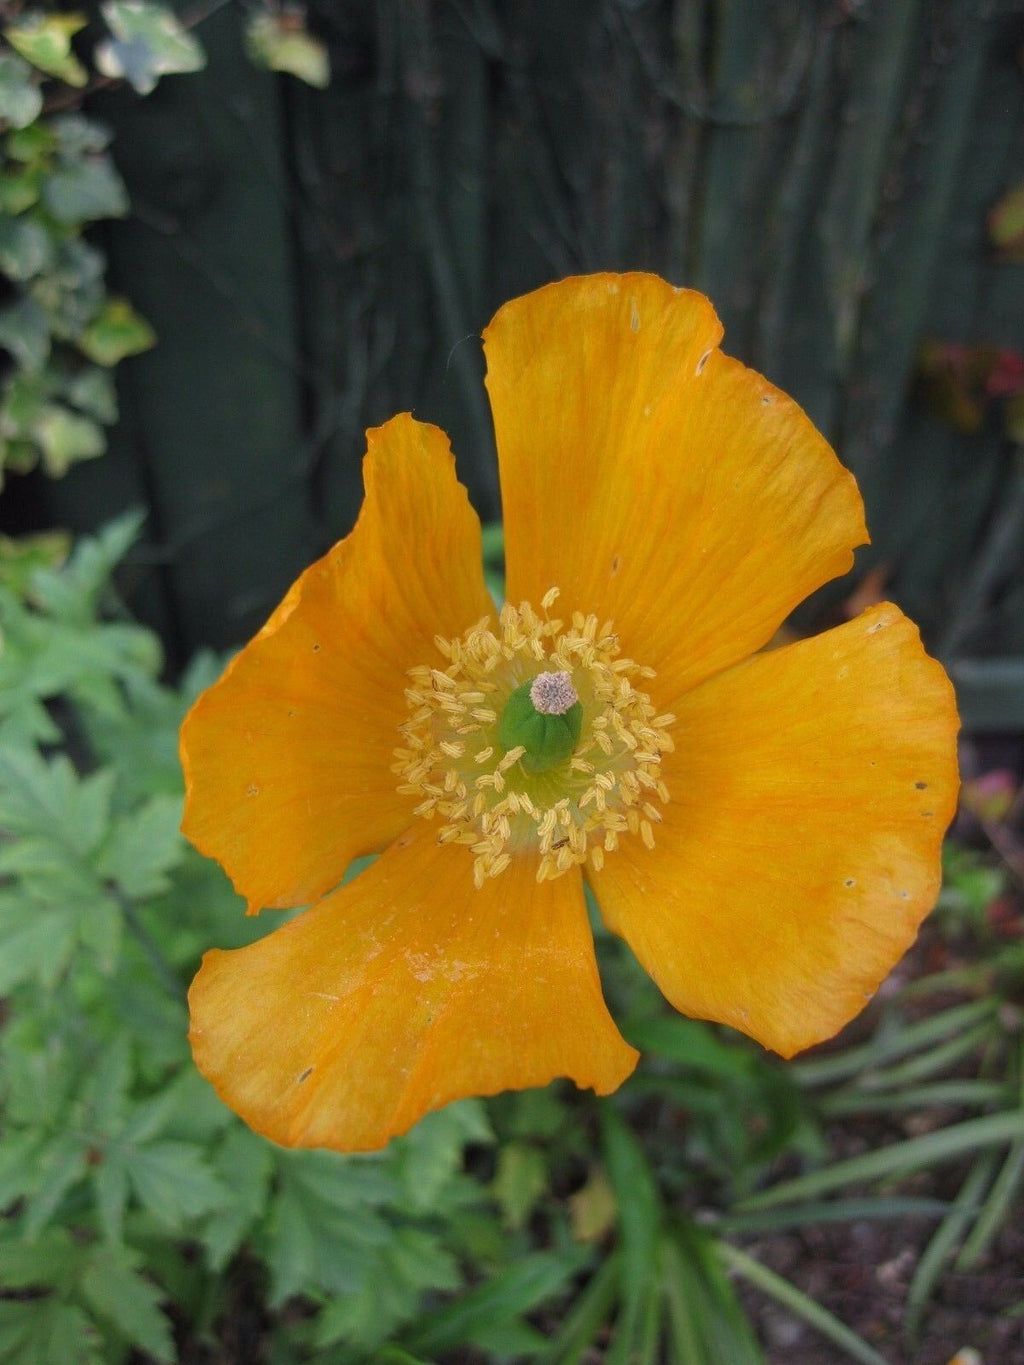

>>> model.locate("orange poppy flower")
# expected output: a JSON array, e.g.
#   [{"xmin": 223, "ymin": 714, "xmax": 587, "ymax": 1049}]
[{"xmin": 182, "ymin": 274, "xmax": 959, "ymax": 1153}]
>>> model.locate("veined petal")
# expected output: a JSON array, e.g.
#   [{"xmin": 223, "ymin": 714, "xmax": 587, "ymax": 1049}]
[
  {"xmin": 590, "ymin": 605, "xmax": 959, "ymax": 1057},
  {"xmin": 484, "ymin": 273, "xmax": 868, "ymax": 697},
  {"xmin": 189, "ymin": 825, "xmax": 637, "ymax": 1151},
  {"xmin": 181, "ymin": 416, "xmax": 492, "ymax": 913}
]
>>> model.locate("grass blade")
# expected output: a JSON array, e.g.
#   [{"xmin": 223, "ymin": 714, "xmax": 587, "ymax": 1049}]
[
  {"xmin": 791, "ymin": 1000, "xmax": 997, "ymax": 1088},
  {"xmin": 738, "ymin": 1111, "xmax": 1024, "ymax": 1211},
  {"xmin": 717, "ymin": 1196, "xmax": 955, "ymax": 1235},
  {"xmin": 904, "ymin": 1152, "xmax": 998, "ymax": 1341},
  {"xmin": 718, "ymin": 1242, "xmax": 891, "ymax": 1365},
  {"xmin": 536, "ymin": 1253, "xmax": 620, "ymax": 1365},
  {"xmin": 819, "ymin": 1080, "xmax": 1007, "ymax": 1118},
  {"xmin": 956, "ymin": 1139, "xmax": 1024, "ymax": 1270}
]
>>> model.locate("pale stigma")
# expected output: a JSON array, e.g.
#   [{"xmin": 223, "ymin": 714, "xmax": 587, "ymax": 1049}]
[{"xmin": 529, "ymin": 670, "xmax": 578, "ymax": 715}]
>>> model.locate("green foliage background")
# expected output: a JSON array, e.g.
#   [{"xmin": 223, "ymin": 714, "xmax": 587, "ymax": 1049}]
[{"xmin": 0, "ymin": 514, "xmax": 1022, "ymax": 1364}]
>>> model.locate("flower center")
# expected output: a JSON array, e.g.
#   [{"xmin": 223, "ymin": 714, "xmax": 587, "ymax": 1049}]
[{"xmin": 392, "ymin": 588, "xmax": 675, "ymax": 888}]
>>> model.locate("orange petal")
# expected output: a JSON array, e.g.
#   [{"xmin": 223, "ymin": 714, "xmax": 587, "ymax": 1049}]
[
  {"xmin": 590, "ymin": 604, "xmax": 959, "ymax": 1057},
  {"xmin": 180, "ymin": 416, "xmax": 492, "ymax": 912},
  {"xmin": 484, "ymin": 273, "xmax": 868, "ymax": 697},
  {"xmin": 189, "ymin": 824, "xmax": 637, "ymax": 1151}
]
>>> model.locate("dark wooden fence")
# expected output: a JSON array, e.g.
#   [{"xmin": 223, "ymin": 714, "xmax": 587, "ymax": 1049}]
[{"xmin": 28, "ymin": 0, "xmax": 1024, "ymax": 729}]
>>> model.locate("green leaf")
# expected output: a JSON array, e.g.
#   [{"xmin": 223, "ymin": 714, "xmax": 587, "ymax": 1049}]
[
  {"xmin": 4, "ymin": 13, "xmax": 88, "ymax": 88},
  {"xmin": 0, "ymin": 1300, "xmax": 100, "ymax": 1365},
  {"xmin": 0, "ymin": 749, "xmax": 114, "ymax": 855},
  {"xmin": 126, "ymin": 1139, "xmax": 230, "ymax": 1229},
  {"xmin": 0, "ymin": 165, "xmax": 43, "ymax": 215},
  {"xmin": 96, "ymin": 0, "xmax": 206, "ymax": 95},
  {"xmin": 52, "ymin": 115, "xmax": 111, "ymax": 158},
  {"xmin": 315, "ymin": 1230, "xmax": 461, "ymax": 1350},
  {"xmin": 0, "ymin": 52, "xmax": 43, "ymax": 129},
  {"xmin": 262, "ymin": 1152, "xmax": 395, "ymax": 1304},
  {"xmin": 93, "ymin": 1153, "xmax": 130, "ymax": 1244},
  {"xmin": 661, "ymin": 1230, "xmax": 764, "ymax": 1365},
  {"xmin": 64, "ymin": 366, "xmax": 117, "ymax": 423},
  {"xmin": 6, "ymin": 120, "xmax": 55, "ymax": 163},
  {"xmin": 403, "ymin": 1250, "xmax": 587, "ymax": 1356},
  {"xmin": 78, "ymin": 297, "xmax": 156, "ymax": 366},
  {"xmin": 0, "ymin": 1227, "xmax": 79, "ymax": 1290},
  {"xmin": 0, "ymin": 1130, "xmax": 45, "ymax": 1210},
  {"xmin": 201, "ymin": 1127, "xmax": 274, "ymax": 1270},
  {"xmin": 390, "ymin": 1099, "xmax": 492, "ymax": 1214},
  {"xmin": 33, "ymin": 403, "xmax": 105, "ymax": 474},
  {"xmin": 84, "ymin": 1036, "xmax": 133, "ymax": 1133},
  {"xmin": 0, "ymin": 295, "xmax": 50, "ymax": 370},
  {"xmin": 97, "ymin": 793, "xmax": 184, "ymax": 898},
  {"xmin": 0, "ymin": 530, "xmax": 70, "ymax": 595},
  {"xmin": 81, "ymin": 1243, "xmax": 175, "ymax": 1363},
  {"xmin": 0, "ymin": 895, "xmax": 78, "ymax": 992},
  {"xmin": 245, "ymin": 11, "xmax": 329, "ymax": 88},
  {"xmin": 42, "ymin": 155, "xmax": 129, "ymax": 224},
  {"xmin": 0, "ymin": 215, "xmax": 53, "ymax": 281},
  {"xmin": 492, "ymin": 1141, "xmax": 548, "ymax": 1230},
  {"xmin": 601, "ymin": 1106, "xmax": 662, "ymax": 1280},
  {"xmin": 23, "ymin": 1133, "xmax": 88, "ymax": 1237},
  {"xmin": 626, "ymin": 1015, "xmax": 756, "ymax": 1080},
  {"xmin": 34, "ymin": 507, "xmax": 146, "ymax": 615}
]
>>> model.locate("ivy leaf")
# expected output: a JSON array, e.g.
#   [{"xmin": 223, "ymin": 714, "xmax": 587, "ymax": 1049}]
[
  {"xmin": 245, "ymin": 10, "xmax": 329, "ymax": 89},
  {"xmin": 0, "ymin": 295, "xmax": 50, "ymax": 370},
  {"xmin": 65, "ymin": 366, "xmax": 118, "ymax": 423},
  {"xmin": 42, "ymin": 155, "xmax": 129, "ymax": 225},
  {"xmin": 33, "ymin": 403, "xmax": 105, "ymax": 474},
  {"xmin": 6, "ymin": 120, "xmax": 55, "ymax": 162},
  {"xmin": 4, "ymin": 13, "xmax": 89, "ymax": 88},
  {"xmin": 96, "ymin": 1, "xmax": 206, "ymax": 96},
  {"xmin": 0, "ymin": 164, "xmax": 43, "ymax": 214},
  {"xmin": 0, "ymin": 216, "xmax": 53, "ymax": 281},
  {"xmin": 78, "ymin": 297, "xmax": 156, "ymax": 366},
  {"xmin": 0, "ymin": 52, "xmax": 43, "ymax": 130},
  {"xmin": 80, "ymin": 1243, "xmax": 175, "ymax": 1364}
]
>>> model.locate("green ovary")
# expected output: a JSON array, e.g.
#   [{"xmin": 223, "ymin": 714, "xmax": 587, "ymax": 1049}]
[{"xmin": 498, "ymin": 678, "xmax": 583, "ymax": 774}]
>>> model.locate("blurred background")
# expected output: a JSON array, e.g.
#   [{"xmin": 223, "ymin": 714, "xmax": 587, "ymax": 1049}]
[
  {"xmin": 1, "ymin": 3, "xmax": 1024, "ymax": 1364},
  {"xmin": 5, "ymin": 0, "xmax": 1024, "ymax": 718}
]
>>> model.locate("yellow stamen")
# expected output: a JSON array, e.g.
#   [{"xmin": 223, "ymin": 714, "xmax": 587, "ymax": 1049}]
[{"xmin": 393, "ymin": 594, "xmax": 674, "ymax": 886}]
